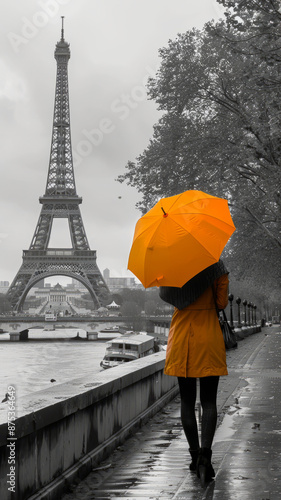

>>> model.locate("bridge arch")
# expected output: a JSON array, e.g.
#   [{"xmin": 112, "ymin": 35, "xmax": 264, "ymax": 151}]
[{"xmin": 17, "ymin": 272, "xmax": 103, "ymax": 312}]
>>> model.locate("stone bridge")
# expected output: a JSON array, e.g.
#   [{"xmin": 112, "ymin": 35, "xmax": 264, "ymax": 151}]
[{"xmin": 0, "ymin": 315, "xmax": 172, "ymax": 340}]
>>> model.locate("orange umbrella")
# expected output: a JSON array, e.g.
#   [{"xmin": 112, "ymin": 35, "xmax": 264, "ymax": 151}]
[{"xmin": 128, "ymin": 190, "xmax": 235, "ymax": 288}]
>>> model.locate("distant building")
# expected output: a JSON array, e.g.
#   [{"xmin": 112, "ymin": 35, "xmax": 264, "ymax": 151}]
[
  {"xmin": 0, "ymin": 281, "xmax": 9, "ymax": 294},
  {"xmin": 35, "ymin": 279, "xmax": 45, "ymax": 289},
  {"xmin": 103, "ymin": 268, "xmax": 136, "ymax": 291},
  {"xmin": 71, "ymin": 279, "xmax": 88, "ymax": 292},
  {"xmin": 103, "ymin": 268, "xmax": 110, "ymax": 281},
  {"xmin": 33, "ymin": 283, "xmax": 85, "ymax": 304},
  {"xmin": 49, "ymin": 283, "xmax": 66, "ymax": 303}
]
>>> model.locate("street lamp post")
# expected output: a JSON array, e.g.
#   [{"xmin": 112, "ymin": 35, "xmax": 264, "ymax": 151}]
[
  {"xmin": 254, "ymin": 304, "xmax": 257, "ymax": 325},
  {"xmin": 228, "ymin": 294, "xmax": 234, "ymax": 328},
  {"xmin": 243, "ymin": 299, "xmax": 247, "ymax": 326},
  {"xmin": 248, "ymin": 302, "xmax": 252, "ymax": 326},
  {"xmin": 236, "ymin": 297, "xmax": 242, "ymax": 328}
]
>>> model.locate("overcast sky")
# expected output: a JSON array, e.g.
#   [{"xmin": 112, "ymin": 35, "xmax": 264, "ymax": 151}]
[{"xmin": 0, "ymin": 0, "xmax": 225, "ymax": 285}]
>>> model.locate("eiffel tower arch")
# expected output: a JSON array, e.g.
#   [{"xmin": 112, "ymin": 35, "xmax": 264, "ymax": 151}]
[{"xmin": 7, "ymin": 19, "xmax": 109, "ymax": 312}]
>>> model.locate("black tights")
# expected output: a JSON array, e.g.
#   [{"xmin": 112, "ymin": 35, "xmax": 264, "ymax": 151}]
[{"xmin": 178, "ymin": 376, "xmax": 219, "ymax": 450}]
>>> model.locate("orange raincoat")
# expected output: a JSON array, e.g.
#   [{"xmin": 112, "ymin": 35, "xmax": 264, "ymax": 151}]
[{"xmin": 164, "ymin": 274, "xmax": 229, "ymax": 378}]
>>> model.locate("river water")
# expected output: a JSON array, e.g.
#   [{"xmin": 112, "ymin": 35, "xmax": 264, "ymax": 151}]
[{"xmin": 0, "ymin": 328, "xmax": 115, "ymax": 402}]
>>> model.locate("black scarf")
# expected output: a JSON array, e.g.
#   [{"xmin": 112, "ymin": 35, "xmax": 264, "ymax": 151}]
[{"xmin": 159, "ymin": 260, "xmax": 228, "ymax": 310}]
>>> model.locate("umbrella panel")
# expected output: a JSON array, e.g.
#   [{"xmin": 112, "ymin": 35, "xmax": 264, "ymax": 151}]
[{"xmin": 128, "ymin": 214, "xmax": 233, "ymax": 288}]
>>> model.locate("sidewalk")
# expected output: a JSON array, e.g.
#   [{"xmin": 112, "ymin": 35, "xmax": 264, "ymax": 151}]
[{"xmin": 61, "ymin": 326, "xmax": 281, "ymax": 500}]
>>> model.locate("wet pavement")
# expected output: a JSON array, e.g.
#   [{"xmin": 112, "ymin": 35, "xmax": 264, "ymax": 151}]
[{"xmin": 61, "ymin": 326, "xmax": 281, "ymax": 500}]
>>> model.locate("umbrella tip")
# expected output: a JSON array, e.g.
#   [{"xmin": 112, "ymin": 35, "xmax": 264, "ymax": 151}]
[
  {"xmin": 161, "ymin": 207, "xmax": 168, "ymax": 217},
  {"xmin": 156, "ymin": 276, "xmax": 164, "ymax": 283}
]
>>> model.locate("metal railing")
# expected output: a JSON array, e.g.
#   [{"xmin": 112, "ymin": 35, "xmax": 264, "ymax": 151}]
[{"xmin": 228, "ymin": 294, "xmax": 257, "ymax": 328}]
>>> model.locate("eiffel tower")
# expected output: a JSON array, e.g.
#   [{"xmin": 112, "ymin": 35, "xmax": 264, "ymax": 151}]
[{"xmin": 7, "ymin": 19, "xmax": 109, "ymax": 311}]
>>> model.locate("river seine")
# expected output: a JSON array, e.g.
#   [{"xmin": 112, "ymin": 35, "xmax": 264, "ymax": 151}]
[{"xmin": 0, "ymin": 328, "xmax": 114, "ymax": 403}]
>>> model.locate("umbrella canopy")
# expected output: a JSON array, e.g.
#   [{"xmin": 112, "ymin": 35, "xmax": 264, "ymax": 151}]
[{"xmin": 128, "ymin": 190, "xmax": 235, "ymax": 288}]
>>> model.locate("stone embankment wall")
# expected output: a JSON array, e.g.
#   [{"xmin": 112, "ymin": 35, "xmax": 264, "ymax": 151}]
[{"xmin": 0, "ymin": 352, "xmax": 178, "ymax": 500}]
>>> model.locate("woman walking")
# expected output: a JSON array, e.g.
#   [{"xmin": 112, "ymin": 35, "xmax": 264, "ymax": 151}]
[{"xmin": 160, "ymin": 260, "xmax": 229, "ymax": 485}]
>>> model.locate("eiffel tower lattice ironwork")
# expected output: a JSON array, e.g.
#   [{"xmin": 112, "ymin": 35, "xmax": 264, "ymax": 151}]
[{"xmin": 7, "ymin": 19, "xmax": 109, "ymax": 311}]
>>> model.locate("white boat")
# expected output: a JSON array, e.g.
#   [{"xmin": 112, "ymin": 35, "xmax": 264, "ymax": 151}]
[
  {"xmin": 100, "ymin": 333, "xmax": 156, "ymax": 369},
  {"xmin": 99, "ymin": 326, "xmax": 121, "ymax": 332},
  {"xmin": 98, "ymin": 325, "xmax": 124, "ymax": 339}
]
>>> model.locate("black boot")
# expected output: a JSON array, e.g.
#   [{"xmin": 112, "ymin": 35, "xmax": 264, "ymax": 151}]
[
  {"xmin": 196, "ymin": 448, "xmax": 215, "ymax": 486},
  {"xmin": 189, "ymin": 448, "xmax": 199, "ymax": 472}
]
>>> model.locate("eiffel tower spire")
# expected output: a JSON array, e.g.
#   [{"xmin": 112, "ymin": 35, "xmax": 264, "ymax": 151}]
[
  {"xmin": 45, "ymin": 16, "xmax": 75, "ymax": 197},
  {"xmin": 7, "ymin": 20, "xmax": 109, "ymax": 311}
]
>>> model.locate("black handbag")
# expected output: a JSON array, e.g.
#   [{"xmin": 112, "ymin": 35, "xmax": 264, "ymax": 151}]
[
  {"xmin": 212, "ymin": 286, "xmax": 237, "ymax": 350},
  {"xmin": 219, "ymin": 309, "xmax": 238, "ymax": 350}
]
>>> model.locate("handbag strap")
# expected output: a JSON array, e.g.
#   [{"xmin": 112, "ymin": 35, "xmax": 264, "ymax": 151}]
[
  {"xmin": 212, "ymin": 286, "xmax": 229, "ymax": 323},
  {"xmin": 221, "ymin": 309, "xmax": 228, "ymax": 322}
]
